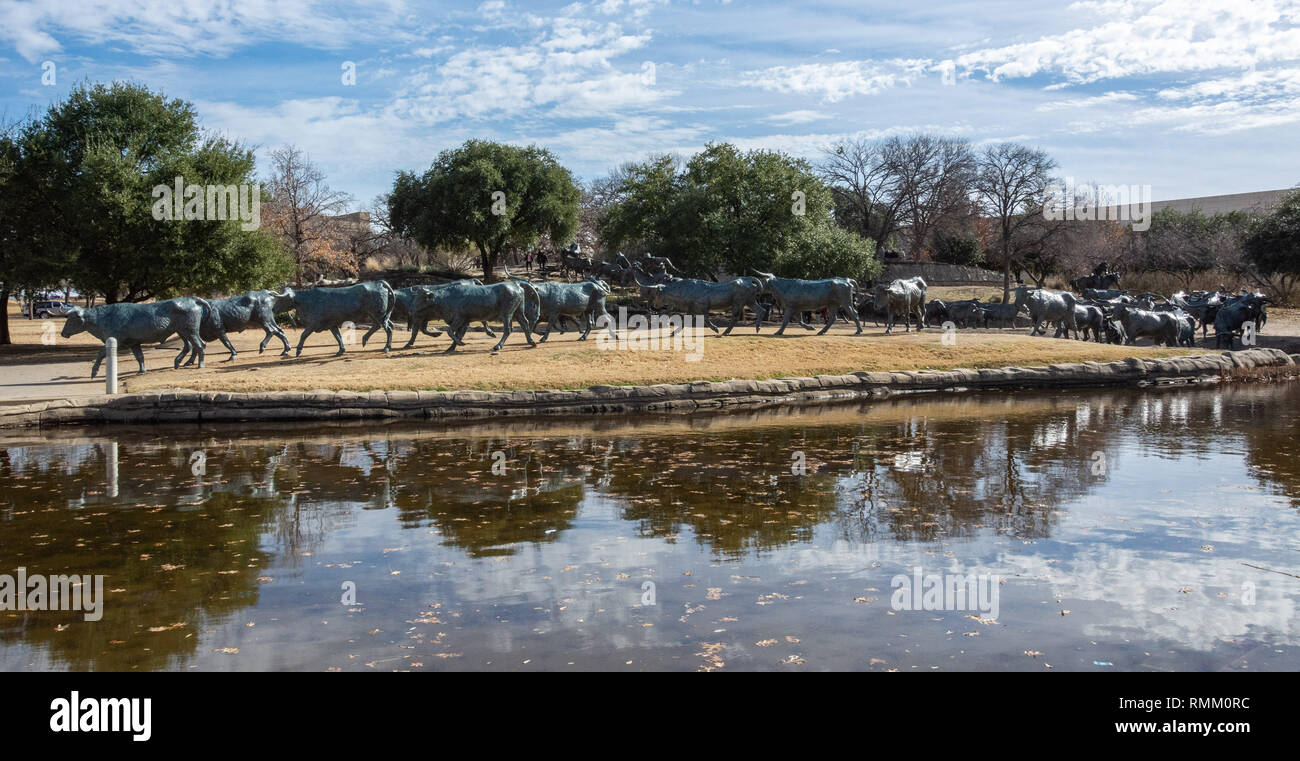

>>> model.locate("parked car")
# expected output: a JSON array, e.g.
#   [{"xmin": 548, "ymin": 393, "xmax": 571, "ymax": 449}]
[{"xmin": 30, "ymin": 300, "xmax": 67, "ymax": 318}]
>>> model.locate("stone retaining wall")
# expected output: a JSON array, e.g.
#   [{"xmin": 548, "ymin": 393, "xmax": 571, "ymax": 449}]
[
  {"xmin": 2, "ymin": 348, "xmax": 1296, "ymax": 430},
  {"xmin": 879, "ymin": 262, "xmax": 1005, "ymax": 286}
]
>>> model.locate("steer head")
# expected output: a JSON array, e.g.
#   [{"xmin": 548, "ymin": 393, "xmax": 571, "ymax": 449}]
[
  {"xmin": 748, "ymin": 270, "xmax": 776, "ymax": 293},
  {"xmin": 60, "ymin": 306, "xmax": 87, "ymax": 338},
  {"xmin": 631, "ymin": 269, "xmax": 660, "ymax": 295},
  {"xmin": 270, "ymin": 287, "xmax": 297, "ymax": 313},
  {"xmin": 643, "ymin": 285, "xmax": 667, "ymax": 308}
]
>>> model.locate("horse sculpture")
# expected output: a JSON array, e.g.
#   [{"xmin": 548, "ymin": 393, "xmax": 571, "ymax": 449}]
[{"xmin": 1069, "ymin": 271, "xmax": 1121, "ymax": 292}]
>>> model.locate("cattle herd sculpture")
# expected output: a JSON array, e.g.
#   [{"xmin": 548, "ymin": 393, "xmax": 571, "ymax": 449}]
[{"xmin": 53, "ymin": 249, "xmax": 1274, "ymax": 378}]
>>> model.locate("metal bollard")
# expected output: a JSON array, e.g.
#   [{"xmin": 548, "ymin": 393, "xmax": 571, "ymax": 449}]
[{"xmin": 105, "ymin": 337, "xmax": 118, "ymax": 394}]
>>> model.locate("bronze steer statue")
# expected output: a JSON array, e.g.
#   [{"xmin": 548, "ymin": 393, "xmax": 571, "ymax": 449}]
[
  {"xmin": 171, "ymin": 290, "xmax": 292, "ymax": 364},
  {"xmin": 752, "ymin": 271, "xmax": 861, "ymax": 335},
  {"xmin": 507, "ymin": 270, "xmax": 617, "ymax": 343},
  {"xmin": 635, "ymin": 271, "xmax": 765, "ymax": 336},
  {"xmin": 394, "ymin": 280, "xmax": 497, "ymax": 349},
  {"xmin": 420, "ymin": 280, "xmax": 541, "ymax": 353},
  {"xmin": 874, "ymin": 277, "xmax": 927, "ymax": 334},
  {"xmin": 1113, "ymin": 304, "xmax": 1180, "ymax": 346},
  {"xmin": 273, "ymin": 281, "xmax": 397, "ymax": 357},
  {"xmin": 1014, "ymin": 286, "xmax": 1078, "ymax": 337},
  {"xmin": 61, "ymin": 298, "xmax": 218, "ymax": 377}
]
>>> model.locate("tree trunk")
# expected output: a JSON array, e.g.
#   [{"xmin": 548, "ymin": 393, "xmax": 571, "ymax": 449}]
[
  {"xmin": 1001, "ymin": 237, "xmax": 1012, "ymax": 304},
  {"xmin": 0, "ymin": 286, "xmax": 11, "ymax": 346}
]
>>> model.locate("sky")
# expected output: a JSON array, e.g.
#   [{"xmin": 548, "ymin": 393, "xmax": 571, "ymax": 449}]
[{"xmin": 2, "ymin": 0, "xmax": 1298, "ymax": 210}]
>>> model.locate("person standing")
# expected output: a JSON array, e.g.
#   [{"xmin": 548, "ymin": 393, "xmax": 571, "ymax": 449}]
[
  {"xmin": 536, "ymin": 249, "xmax": 548, "ymax": 277},
  {"xmin": 524, "ymin": 250, "xmax": 533, "ymax": 273}
]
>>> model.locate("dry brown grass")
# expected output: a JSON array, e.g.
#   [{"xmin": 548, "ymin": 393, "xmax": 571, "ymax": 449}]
[
  {"xmin": 121, "ymin": 323, "xmax": 1197, "ymax": 393},
  {"xmin": 926, "ymin": 285, "xmax": 1008, "ymax": 302},
  {"xmin": 7, "ymin": 304, "xmax": 1295, "ymax": 395}
]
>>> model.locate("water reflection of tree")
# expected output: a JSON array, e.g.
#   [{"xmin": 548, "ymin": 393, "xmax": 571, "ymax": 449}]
[
  {"xmin": 595, "ymin": 430, "xmax": 843, "ymax": 558},
  {"xmin": 6, "ymin": 382, "xmax": 1297, "ymax": 668},
  {"xmin": 1232, "ymin": 384, "xmax": 1300, "ymax": 507},
  {"xmin": 0, "ymin": 443, "xmax": 290, "ymax": 671},
  {"xmin": 386, "ymin": 437, "xmax": 584, "ymax": 557},
  {"xmin": 0, "ymin": 442, "xmax": 356, "ymax": 666}
]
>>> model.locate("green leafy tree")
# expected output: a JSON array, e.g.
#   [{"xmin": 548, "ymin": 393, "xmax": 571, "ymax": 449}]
[
  {"xmin": 596, "ymin": 154, "xmax": 682, "ymax": 263},
  {"xmin": 600, "ymin": 142, "xmax": 880, "ymax": 281},
  {"xmin": 16, "ymin": 82, "xmax": 290, "ymax": 304},
  {"xmin": 1244, "ymin": 189, "xmax": 1300, "ymax": 303},
  {"xmin": 772, "ymin": 224, "xmax": 877, "ymax": 280},
  {"xmin": 930, "ymin": 229, "xmax": 984, "ymax": 266},
  {"xmin": 388, "ymin": 140, "xmax": 580, "ymax": 279},
  {"xmin": 1139, "ymin": 207, "xmax": 1250, "ymax": 290}
]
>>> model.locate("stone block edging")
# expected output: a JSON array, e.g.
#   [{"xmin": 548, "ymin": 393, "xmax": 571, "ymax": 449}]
[{"xmin": 2, "ymin": 348, "xmax": 1295, "ymax": 430}]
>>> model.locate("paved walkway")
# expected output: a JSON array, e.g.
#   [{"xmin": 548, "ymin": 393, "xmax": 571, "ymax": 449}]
[{"xmin": 0, "ymin": 360, "xmax": 110, "ymax": 404}]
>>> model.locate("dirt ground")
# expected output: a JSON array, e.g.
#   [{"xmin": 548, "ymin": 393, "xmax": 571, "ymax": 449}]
[{"xmin": 5, "ymin": 302, "xmax": 1296, "ymax": 398}]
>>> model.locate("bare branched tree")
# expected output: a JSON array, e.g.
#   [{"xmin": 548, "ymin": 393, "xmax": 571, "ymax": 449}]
[
  {"xmin": 819, "ymin": 137, "xmax": 905, "ymax": 253},
  {"xmin": 973, "ymin": 143, "xmax": 1058, "ymax": 302},
  {"xmin": 263, "ymin": 145, "xmax": 354, "ymax": 285},
  {"xmin": 886, "ymin": 134, "xmax": 976, "ymax": 259}
]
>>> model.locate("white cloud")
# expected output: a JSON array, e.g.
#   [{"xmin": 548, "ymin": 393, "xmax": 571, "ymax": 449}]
[
  {"xmin": 1036, "ymin": 91, "xmax": 1138, "ymax": 111},
  {"xmin": 761, "ymin": 109, "xmax": 826, "ymax": 126},
  {"xmin": 738, "ymin": 58, "xmax": 932, "ymax": 103},
  {"xmin": 393, "ymin": 16, "xmax": 670, "ymax": 123},
  {"xmin": 945, "ymin": 0, "xmax": 1300, "ymax": 85},
  {"xmin": 0, "ymin": 0, "xmax": 417, "ymax": 61}
]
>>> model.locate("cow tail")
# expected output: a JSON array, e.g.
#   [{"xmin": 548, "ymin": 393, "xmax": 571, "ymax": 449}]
[{"xmin": 198, "ymin": 297, "xmax": 226, "ymax": 338}]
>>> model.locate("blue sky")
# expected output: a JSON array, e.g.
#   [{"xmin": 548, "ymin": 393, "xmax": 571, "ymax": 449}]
[{"xmin": 2, "ymin": 0, "xmax": 1298, "ymax": 210}]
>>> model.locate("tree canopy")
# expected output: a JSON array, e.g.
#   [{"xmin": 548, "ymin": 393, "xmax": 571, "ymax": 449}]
[
  {"xmin": 599, "ymin": 142, "xmax": 878, "ymax": 281},
  {"xmin": 1243, "ymin": 190, "xmax": 1300, "ymax": 302},
  {"xmin": 13, "ymin": 81, "xmax": 290, "ymax": 304},
  {"xmin": 388, "ymin": 139, "xmax": 580, "ymax": 279}
]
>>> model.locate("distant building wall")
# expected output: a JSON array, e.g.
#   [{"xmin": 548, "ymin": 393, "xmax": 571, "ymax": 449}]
[
  {"xmin": 879, "ymin": 262, "xmax": 1003, "ymax": 286},
  {"xmin": 1099, "ymin": 188, "xmax": 1294, "ymax": 219}
]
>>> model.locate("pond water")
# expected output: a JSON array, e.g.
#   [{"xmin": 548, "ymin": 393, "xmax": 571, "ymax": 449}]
[{"xmin": 2, "ymin": 382, "xmax": 1298, "ymax": 671}]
